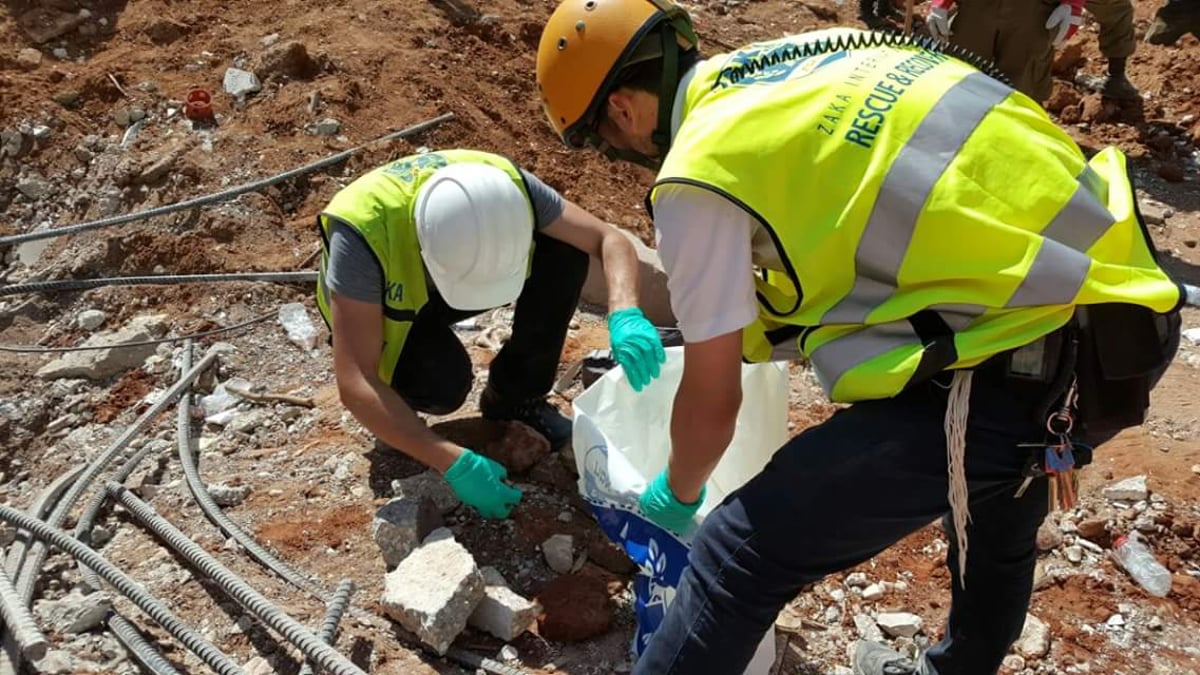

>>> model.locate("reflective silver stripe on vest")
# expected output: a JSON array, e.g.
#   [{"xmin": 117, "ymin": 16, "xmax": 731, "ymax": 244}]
[
  {"xmin": 821, "ymin": 71, "xmax": 1012, "ymax": 325},
  {"xmin": 1006, "ymin": 166, "xmax": 1114, "ymax": 307},
  {"xmin": 810, "ymin": 319, "xmax": 921, "ymax": 393}
]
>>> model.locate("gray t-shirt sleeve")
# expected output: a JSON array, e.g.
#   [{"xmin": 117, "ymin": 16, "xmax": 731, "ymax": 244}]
[
  {"xmin": 519, "ymin": 168, "xmax": 565, "ymax": 229},
  {"xmin": 325, "ymin": 221, "xmax": 383, "ymax": 303}
]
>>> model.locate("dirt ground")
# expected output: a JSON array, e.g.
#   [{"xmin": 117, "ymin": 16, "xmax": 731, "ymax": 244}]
[{"xmin": 2, "ymin": 0, "xmax": 1200, "ymax": 674}]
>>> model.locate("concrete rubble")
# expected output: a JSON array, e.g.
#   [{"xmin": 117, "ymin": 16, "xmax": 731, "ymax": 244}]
[
  {"xmin": 541, "ymin": 534, "xmax": 575, "ymax": 574},
  {"xmin": 467, "ymin": 566, "xmax": 541, "ymax": 641},
  {"xmin": 393, "ymin": 470, "xmax": 461, "ymax": 514},
  {"xmin": 206, "ymin": 482, "xmax": 252, "ymax": 507},
  {"xmin": 380, "ymin": 528, "xmax": 485, "ymax": 655},
  {"xmin": 372, "ymin": 496, "xmax": 443, "ymax": 569},
  {"xmin": 1015, "ymin": 613, "xmax": 1051, "ymax": 658},
  {"xmin": 34, "ymin": 589, "xmax": 114, "ymax": 634},
  {"xmin": 875, "ymin": 612, "xmax": 923, "ymax": 638},
  {"xmin": 223, "ymin": 67, "xmax": 262, "ymax": 99},
  {"xmin": 37, "ymin": 314, "xmax": 168, "ymax": 380},
  {"xmin": 1103, "ymin": 475, "xmax": 1149, "ymax": 502},
  {"xmin": 76, "ymin": 309, "xmax": 108, "ymax": 331}
]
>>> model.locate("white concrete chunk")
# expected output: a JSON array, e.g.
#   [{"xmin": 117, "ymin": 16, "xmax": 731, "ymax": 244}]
[
  {"xmin": 1015, "ymin": 613, "xmax": 1050, "ymax": 658},
  {"xmin": 381, "ymin": 528, "xmax": 484, "ymax": 655},
  {"xmin": 468, "ymin": 566, "xmax": 541, "ymax": 641},
  {"xmin": 372, "ymin": 496, "xmax": 442, "ymax": 569},
  {"xmin": 1103, "ymin": 475, "xmax": 1148, "ymax": 502},
  {"xmin": 876, "ymin": 612, "xmax": 923, "ymax": 638}
]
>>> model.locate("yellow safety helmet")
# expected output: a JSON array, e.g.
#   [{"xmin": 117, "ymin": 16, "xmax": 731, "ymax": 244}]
[{"xmin": 536, "ymin": 0, "xmax": 698, "ymax": 156}]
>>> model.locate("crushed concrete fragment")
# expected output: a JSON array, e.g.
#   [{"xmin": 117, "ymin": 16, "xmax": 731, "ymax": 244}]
[
  {"xmin": 243, "ymin": 656, "xmax": 273, "ymax": 675},
  {"xmin": 230, "ymin": 410, "xmax": 268, "ymax": 434},
  {"xmin": 308, "ymin": 118, "xmax": 342, "ymax": 136},
  {"xmin": 18, "ymin": 47, "xmax": 43, "ymax": 70},
  {"xmin": 17, "ymin": 175, "xmax": 52, "ymax": 200},
  {"xmin": 35, "ymin": 589, "xmax": 113, "ymax": 634},
  {"xmin": 223, "ymin": 67, "xmax": 262, "ymax": 99},
  {"xmin": 37, "ymin": 315, "xmax": 167, "ymax": 380},
  {"xmin": 854, "ymin": 613, "xmax": 884, "ymax": 643},
  {"xmin": 1065, "ymin": 545, "xmax": 1084, "ymax": 563},
  {"xmin": 541, "ymin": 534, "xmax": 575, "ymax": 574},
  {"xmin": 207, "ymin": 483, "xmax": 252, "ymax": 507},
  {"xmin": 861, "ymin": 583, "xmax": 885, "ymax": 601},
  {"xmin": 1002, "ymin": 655, "xmax": 1026, "ymax": 671},
  {"xmin": 1015, "ymin": 613, "xmax": 1050, "ymax": 658},
  {"xmin": 372, "ymin": 496, "xmax": 443, "ymax": 569},
  {"xmin": 876, "ymin": 612, "xmax": 923, "ymax": 638},
  {"xmin": 380, "ymin": 528, "xmax": 485, "ymax": 655},
  {"xmin": 1104, "ymin": 475, "xmax": 1148, "ymax": 502},
  {"xmin": 469, "ymin": 566, "xmax": 540, "ymax": 641},
  {"xmin": 393, "ymin": 471, "xmax": 461, "ymax": 514},
  {"xmin": 845, "ymin": 572, "xmax": 869, "ymax": 588},
  {"xmin": 77, "ymin": 309, "xmax": 107, "ymax": 331}
]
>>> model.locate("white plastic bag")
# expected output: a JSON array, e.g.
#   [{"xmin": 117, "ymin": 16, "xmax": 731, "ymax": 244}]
[
  {"xmin": 572, "ymin": 347, "xmax": 789, "ymax": 672},
  {"xmin": 278, "ymin": 303, "xmax": 318, "ymax": 351}
]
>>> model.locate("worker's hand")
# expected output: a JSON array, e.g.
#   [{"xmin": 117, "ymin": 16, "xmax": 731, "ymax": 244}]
[
  {"xmin": 638, "ymin": 470, "xmax": 707, "ymax": 536},
  {"xmin": 608, "ymin": 307, "xmax": 667, "ymax": 392},
  {"xmin": 926, "ymin": 0, "xmax": 954, "ymax": 41},
  {"xmin": 1046, "ymin": 0, "xmax": 1085, "ymax": 48},
  {"xmin": 443, "ymin": 450, "xmax": 522, "ymax": 519}
]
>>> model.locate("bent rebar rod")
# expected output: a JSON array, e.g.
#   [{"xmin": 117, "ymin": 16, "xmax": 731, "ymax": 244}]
[
  {"xmin": 0, "ymin": 505, "xmax": 243, "ymax": 675},
  {"xmin": 0, "ymin": 567, "xmax": 47, "ymax": 661},
  {"xmin": 107, "ymin": 484, "xmax": 367, "ymax": 675},
  {"xmin": 298, "ymin": 579, "xmax": 355, "ymax": 675}
]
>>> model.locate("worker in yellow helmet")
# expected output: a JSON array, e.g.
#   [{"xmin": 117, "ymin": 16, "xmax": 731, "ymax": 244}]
[
  {"xmin": 316, "ymin": 148, "xmax": 664, "ymax": 520},
  {"xmin": 536, "ymin": 3, "xmax": 1183, "ymax": 674}
]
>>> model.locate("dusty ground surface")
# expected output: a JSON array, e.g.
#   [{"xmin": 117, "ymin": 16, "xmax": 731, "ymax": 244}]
[{"xmin": 2, "ymin": 0, "xmax": 1200, "ymax": 674}]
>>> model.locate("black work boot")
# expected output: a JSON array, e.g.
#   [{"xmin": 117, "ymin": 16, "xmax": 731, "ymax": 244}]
[
  {"xmin": 1145, "ymin": 0, "xmax": 1200, "ymax": 46},
  {"xmin": 853, "ymin": 642, "xmax": 939, "ymax": 675},
  {"xmin": 1100, "ymin": 58, "xmax": 1141, "ymax": 100},
  {"xmin": 479, "ymin": 386, "xmax": 572, "ymax": 450}
]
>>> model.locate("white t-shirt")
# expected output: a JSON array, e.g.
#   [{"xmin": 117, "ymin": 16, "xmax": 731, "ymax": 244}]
[{"xmin": 653, "ymin": 66, "xmax": 781, "ymax": 344}]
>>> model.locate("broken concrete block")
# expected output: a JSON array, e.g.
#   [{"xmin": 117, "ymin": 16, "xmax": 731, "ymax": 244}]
[
  {"xmin": 875, "ymin": 612, "xmax": 923, "ymax": 638},
  {"xmin": 372, "ymin": 496, "xmax": 442, "ymax": 569},
  {"xmin": 1103, "ymin": 475, "xmax": 1148, "ymax": 503},
  {"xmin": 380, "ymin": 528, "xmax": 484, "ymax": 655},
  {"xmin": 393, "ymin": 471, "xmax": 461, "ymax": 515},
  {"xmin": 541, "ymin": 534, "xmax": 574, "ymax": 574},
  {"xmin": 34, "ymin": 589, "xmax": 113, "ymax": 634},
  {"xmin": 37, "ymin": 314, "xmax": 168, "ymax": 380},
  {"xmin": 223, "ymin": 68, "xmax": 261, "ymax": 99},
  {"xmin": 468, "ymin": 566, "xmax": 541, "ymax": 641},
  {"xmin": 1015, "ymin": 613, "xmax": 1050, "ymax": 658},
  {"xmin": 206, "ymin": 483, "xmax": 252, "ymax": 507},
  {"xmin": 581, "ymin": 229, "xmax": 675, "ymax": 327}
]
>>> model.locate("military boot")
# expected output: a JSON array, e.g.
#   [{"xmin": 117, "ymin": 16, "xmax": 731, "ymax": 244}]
[{"xmin": 1145, "ymin": 0, "xmax": 1200, "ymax": 46}]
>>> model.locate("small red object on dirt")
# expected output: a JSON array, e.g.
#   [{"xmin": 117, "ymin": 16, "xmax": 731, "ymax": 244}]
[{"xmin": 184, "ymin": 89, "xmax": 213, "ymax": 121}]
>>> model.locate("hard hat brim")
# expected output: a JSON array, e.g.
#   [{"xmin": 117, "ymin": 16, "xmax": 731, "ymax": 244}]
[{"xmin": 423, "ymin": 251, "xmax": 527, "ymax": 312}]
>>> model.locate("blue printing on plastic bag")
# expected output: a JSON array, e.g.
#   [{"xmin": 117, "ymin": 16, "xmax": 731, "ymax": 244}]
[{"xmin": 586, "ymin": 498, "xmax": 691, "ymax": 657}]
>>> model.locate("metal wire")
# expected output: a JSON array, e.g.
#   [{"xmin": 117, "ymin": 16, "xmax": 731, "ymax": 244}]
[
  {"xmin": 0, "ymin": 271, "xmax": 317, "ymax": 298},
  {"xmin": 0, "ymin": 311, "xmax": 274, "ymax": 354},
  {"xmin": 0, "ymin": 113, "xmax": 455, "ymax": 248},
  {"xmin": 0, "ymin": 567, "xmax": 47, "ymax": 662},
  {"xmin": 298, "ymin": 579, "xmax": 356, "ymax": 675},
  {"xmin": 0, "ymin": 505, "xmax": 244, "ymax": 675},
  {"xmin": 446, "ymin": 647, "xmax": 531, "ymax": 675},
  {"xmin": 108, "ymin": 484, "xmax": 367, "ymax": 675},
  {"xmin": 107, "ymin": 612, "xmax": 184, "ymax": 675}
]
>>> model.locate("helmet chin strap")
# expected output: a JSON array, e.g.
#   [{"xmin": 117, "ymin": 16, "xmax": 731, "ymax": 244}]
[{"xmin": 599, "ymin": 19, "xmax": 693, "ymax": 172}]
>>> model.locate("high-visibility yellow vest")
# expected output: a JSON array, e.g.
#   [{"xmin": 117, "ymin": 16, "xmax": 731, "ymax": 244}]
[
  {"xmin": 315, "ymin": 149, "xmax": 533, "ymax": 386},
  {"xmin": 652, "ymin": 29, "xmax": 1183, "ymax": 403}
]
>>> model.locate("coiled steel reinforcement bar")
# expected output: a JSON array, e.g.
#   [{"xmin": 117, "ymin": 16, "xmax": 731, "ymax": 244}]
[
  {"xmin": 0, "ymin": 113, "xmax": 455, "ymax": 248},
  {"xmin": 0, "ymin": 505, "xmax": 243, "ymax": 675},
  {"xmin": 0, "ymin": 271, "xmax": 318, "ymax": 298},
  {"xmin": 107, "ymin": 484, "xmax": 367, "ymax": 675},
  {"xmin": 107, "ymin": 612, "xmax": 183, "ymax": 675},
  {"xmin": 298, "ymin": 579, "xmax": 355, "ymax": 675},
  {"xmin": 13, "ymin": 348, "xmax": 220, "ymax": 605},
  {"xmin": 175, "ymin": 353, "xmax": 331, "ymax": 603},
  {"xmin": 3, "ymin": 464, "xmax": 85, "ymax": 576},
  {"xmin": 0, "ymin": 567, "xmax": 47, "ymax": 661}
]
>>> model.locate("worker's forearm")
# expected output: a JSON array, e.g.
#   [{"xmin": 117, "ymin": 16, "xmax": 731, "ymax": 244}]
[
  {"xmin": 600, "ymin": 232, "xmax": 640, "ymax": 313},
  {"xmin": 667, "ymin": 384, "xmax": 741, "ymax": 504},
  {"xmin": 338, "ymin": 377, "xmax": 462, "ymax": 472}
]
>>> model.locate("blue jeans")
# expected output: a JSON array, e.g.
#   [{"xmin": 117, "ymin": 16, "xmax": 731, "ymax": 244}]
[{"xmin": 633, "ymin": 366, "xmax": 1057, "ymax": 675}]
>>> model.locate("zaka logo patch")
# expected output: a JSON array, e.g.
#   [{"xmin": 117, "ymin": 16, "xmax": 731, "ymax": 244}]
[
  {"xmin": 381, "ymin": 152, "xmax": 449, "ymax": 183},
  {"xmin": 714, "ymin": 40, "xmax": 849, "ymax": 89}
]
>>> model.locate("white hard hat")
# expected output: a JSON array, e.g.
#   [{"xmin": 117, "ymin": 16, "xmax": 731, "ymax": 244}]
[{"xmin": 414, "ymin": 163, "xmax": 534, "ymax": 311}]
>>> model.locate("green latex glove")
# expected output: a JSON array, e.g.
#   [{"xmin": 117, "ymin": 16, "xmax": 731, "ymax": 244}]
[
  {"xmin": 444, "ymin": 450, "xmax": 522, "ymax": 519},
  {"xmin": 608, "ymin": 307, "xmax": 667, "ymax": 392},
  {"xmin": 638, "ymin": 470, "xmax": 706, "ymax": 535}
]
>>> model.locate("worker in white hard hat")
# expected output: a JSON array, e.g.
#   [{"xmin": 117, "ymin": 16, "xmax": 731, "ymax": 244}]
[{"xmin": 315, "ymin": 148, "xmax": 665, "ymax": 519}]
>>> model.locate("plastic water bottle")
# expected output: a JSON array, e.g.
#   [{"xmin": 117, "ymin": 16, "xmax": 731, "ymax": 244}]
[{"xmin": 1112, "ymin": 531, "xmax": 1172, "ymax": 597}]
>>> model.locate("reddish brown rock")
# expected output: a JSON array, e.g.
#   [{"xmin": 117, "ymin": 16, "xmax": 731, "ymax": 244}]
[
  {"xmin": 587, "ymin": 536, "xmax": 636, "ymax": 576},
  {"xmin": 1059, "ymin": 104, "xmax": 1083, "ymax": 125},
  {"xmin": 535, "ymin": 574, "xmax": 613, "ymax": 642},
  {"xmin": 255, "ymin": 40, "xmax": 318, "ymax": 81},
  {"xmin": 1044, "ymin": 83, "xmax": 1081, "ymax": 113},
  {"xmin": 1077, "ymin": 518, "xmax": 1112, "ymax": 549},
  {"xmin": 1156, "ymin": 162, "xmax": 1185, "ymax": 183},
  {"xmin": 432, "ymin": 418, "xmax": 550, "ymax": 474},
  {"xmin": 1051, "ymin": 43, "xmax": 1085, "ymax": 76},
  {"xmin": 1036, "ymin": 521, "xmax": 1063, "ymax": 552}
]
